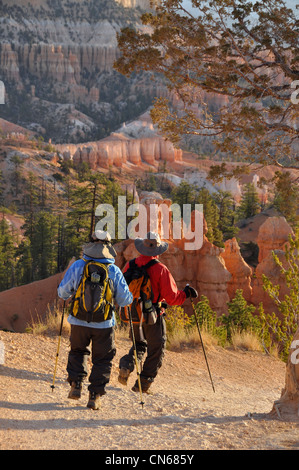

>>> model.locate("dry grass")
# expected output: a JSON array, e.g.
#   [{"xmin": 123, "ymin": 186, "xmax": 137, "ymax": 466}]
[
  {"xmin": 115, "ymin": 323, "xmax": 131, "ymax": 340},
  {"xmin": 167, "ymin": 325, "xmax": 218, "ymax": 352},
  {"xmin": 26, "ymin": 305, "xmax": 70, "ymax": 337},
  {"xmin": 230, "ymin": 329, "xmax": 264, "ymax": 352},
  {"xmin": 26, "ymin": 308, "xmax": 277, "ymax": 360}
]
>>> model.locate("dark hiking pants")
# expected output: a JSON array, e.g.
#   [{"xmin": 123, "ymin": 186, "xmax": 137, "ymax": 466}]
[
  {"xmin": 119, "ymin": 314, "xmax": 167, "ymax": 384},
  {"xmin": 67, "ymin": 324, "xmax": 116, "ymax": 395}
]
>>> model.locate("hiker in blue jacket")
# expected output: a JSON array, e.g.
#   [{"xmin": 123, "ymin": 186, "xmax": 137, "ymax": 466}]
[{"xmin": 58, "ymin": 230, "xmax": 133, "ymax": 410}]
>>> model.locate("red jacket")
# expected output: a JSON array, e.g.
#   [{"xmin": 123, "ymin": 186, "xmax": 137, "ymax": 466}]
[{"xmin": 124, "ymin": 255, "xmax": 186, "ymax": 306}]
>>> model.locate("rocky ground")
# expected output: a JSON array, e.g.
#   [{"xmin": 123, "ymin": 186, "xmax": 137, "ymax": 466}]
[{"xmin": 0, "ymin": 329, "xmax": 299, "ymax": 452}]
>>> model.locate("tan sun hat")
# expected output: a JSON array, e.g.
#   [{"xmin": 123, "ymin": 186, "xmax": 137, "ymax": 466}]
[
  {"xmin": 134, "ymin": 231, "xmax": 168, "ymax": 257},
  {"xmin": 83, "ymin": 230, "xmax": 117, "ymax": 259}
]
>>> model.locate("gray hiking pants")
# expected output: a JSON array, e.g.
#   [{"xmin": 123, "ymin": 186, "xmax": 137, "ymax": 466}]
[
  {"xmin": 67, "ymin": 324, "xmax": 116, "ymax": 394},
  {"xmin": 119, "ymin": 314, "xmax": 167, "ymax": 383}
]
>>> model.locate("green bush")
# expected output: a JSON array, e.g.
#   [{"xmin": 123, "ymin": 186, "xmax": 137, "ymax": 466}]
[
  {"xmin": 165, "ymin": 292, "xmax": 263, "ymax": 350},
  {"xmin": 221, "ymin": 289, "xmax": 262, "ymax": 341},
  {"xmin": 261, "ymin": 229, "xmax": 299, "ymax": 361},
  {"xmin": 164, "ymin": 305, "xmax": 192, "ymax": 339},
  {"xmin": 194, "ymin": 295, "xmax": 227, "ymax": 346}
]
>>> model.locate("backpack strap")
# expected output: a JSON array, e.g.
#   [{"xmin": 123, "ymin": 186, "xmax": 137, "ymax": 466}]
[
  {"xmin": 127, "ymin": 258, "xmax": 160, "ymax": 270},
  {"xmin": 129, "ymin": 258, "xmax": 137, "ymax": 269},
  {"xmin": 142, "ymin": 259, "xmax": 160, "ymax": 305},
  {"xmin": 144, "ymin": 259, "xmax": 160, "ymax": 270}
]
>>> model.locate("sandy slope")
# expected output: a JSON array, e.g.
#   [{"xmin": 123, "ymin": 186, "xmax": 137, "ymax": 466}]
[{"xmin": 0, "ymin": 329, "xmax": 298, "ymax": 451}]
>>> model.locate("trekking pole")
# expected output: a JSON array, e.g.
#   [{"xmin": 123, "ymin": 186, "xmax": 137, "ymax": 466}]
[
  {"xmin": 51, "ymin": 300, "xmax": 66, "ymax": 392},
  {"xmin": 128, "ymin": 307, "xmax": 145, "ymax": 409},
  {"xmin": 188, "ymin": 290, "xmax": 215, "ymax": 393}
]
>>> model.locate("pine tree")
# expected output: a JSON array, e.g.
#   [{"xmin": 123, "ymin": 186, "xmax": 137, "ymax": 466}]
[
  {"xmin": 16, "ymin": 238, "xmax": 33, "ymax": 286},
  {"xmin": 23, "ymin": 172, "xmax": 40, "ymax": 240},
  {"xmin": 66, "ymin": 173, "xmax": 105, "ymax": 250},
  {"xmin": 261, "ymin": 228, "xmax": 299, "ymax": 361},
  {"xmin": 22, "ymin": 211, "xmax": 58, "ymax": 281},
  {"xmin": 56, "ymin": 215, "xmax": 66, "ymax": 273},
  {"xmin": 10, "ymin": 154, "xmax": 23, "ymax": 197},
  {"xmin": 221, "ymin": 290, "xmax": 260, "ymax": 341},
  {"xmin": 273, "ymin": 171, "xmax": 299, "ymax": 227},
  {"xmin": 212, "ymin": 191, "xmax": 239, "ymax": 241},
  {"xmin": 64, "ymin": 174, "xmax": 125, "ymax": 264},
  {"xmin": 99, "ymin": 178, "xmax": 126, "ymax": 241},
  {"xmin": 237, "ymin": 183, "xmax": 261, "ymax": 220},
  {"xmin": 171, "ymin": 181, "xmax": 197, "ymax": 207},
  {"xmin": 0, "ymin": 217, "xmax": 16, "ymax": 291},
  {"xmin": 196, "ymin": 188, "xmax": 223, "ymax": 247}
]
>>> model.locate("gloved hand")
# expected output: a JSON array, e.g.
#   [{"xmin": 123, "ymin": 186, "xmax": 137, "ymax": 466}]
[{"xmin": 184, "ymin": 285, "xmax": 198, "ymax": 299}]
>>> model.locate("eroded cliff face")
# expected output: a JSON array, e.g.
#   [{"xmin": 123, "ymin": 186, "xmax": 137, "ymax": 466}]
[
  {"xmin": 56, "ymin": 113, "xmax": 183, "ymax": 168},
  {"xmin": 116, "ymin": 0, "xmax": 155, "ymax": 7},
  {"xmin": 0, "ymin": 0, "xmax": 234, "ymax": 149},
  {"xmin": 0, "ymin": 15, "xmax": 121, "ymax": 80},
  {"xmin": 0, "ymin": 0, "xmax": 160, "ymax": 143}
]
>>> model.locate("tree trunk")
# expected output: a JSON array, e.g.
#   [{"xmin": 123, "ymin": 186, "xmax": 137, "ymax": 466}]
[{"xmin": 271, "ymin": 327, "xmax": 299, "ymax": 420}]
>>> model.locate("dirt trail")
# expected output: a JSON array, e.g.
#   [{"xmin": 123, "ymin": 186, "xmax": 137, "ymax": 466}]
[{"xmin": 0, "ymin": 330, "xmax": 298, "ymax": 451}]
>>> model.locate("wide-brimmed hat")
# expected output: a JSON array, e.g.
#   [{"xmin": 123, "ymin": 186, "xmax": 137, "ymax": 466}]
[
  {"xmin": 134, "ymin": 232, "xmax": 168, "ymax": 257},
  {"xmin": 83, "ymin": 230, "xmax": 117, "ymax": 259}
]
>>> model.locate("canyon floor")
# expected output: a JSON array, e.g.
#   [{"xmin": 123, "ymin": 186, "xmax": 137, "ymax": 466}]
[{"xmin": 0, "ymin": 329, "xmax": 299, "ymax": 452}]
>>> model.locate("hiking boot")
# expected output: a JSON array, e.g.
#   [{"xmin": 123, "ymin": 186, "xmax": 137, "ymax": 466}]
[
  {"xmin": 131, "ymin": 379, "xmax": 152, "ymax": 394},
  {"xmin": 68, "ymin": 381, "xmax": 82, "ymax": 400},
  {"xmin": 87, "ymin": 391, "xmax": 101, "ymax": 410},
  {"xmin": 118, "ymin": 368, "xmax": 131, "ymax": 386}
]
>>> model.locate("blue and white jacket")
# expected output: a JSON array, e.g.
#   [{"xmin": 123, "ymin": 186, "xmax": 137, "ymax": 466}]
[{"xmin": 57, "ymin": 256, "xmax": 133, "ymax": 329}]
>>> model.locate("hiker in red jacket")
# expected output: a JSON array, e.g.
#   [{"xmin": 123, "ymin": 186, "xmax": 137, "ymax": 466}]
[{"xmin": 118, "ymin": 231, "xmax": 198, "ymax": 394}]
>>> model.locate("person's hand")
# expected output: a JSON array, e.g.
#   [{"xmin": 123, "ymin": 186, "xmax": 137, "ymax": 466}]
[{"xmin": 184, "ymin": 285, "xmax": 198, "ymax": 298}]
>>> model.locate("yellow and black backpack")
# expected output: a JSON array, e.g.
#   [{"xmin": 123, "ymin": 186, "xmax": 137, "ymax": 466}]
[
  {"xmin": 70, "ymin": 260, "xmax": 114, "ymax": 323},
  {"xmin": 120, "ymin": 259, "xmax": 159, "ymax": 325}
]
